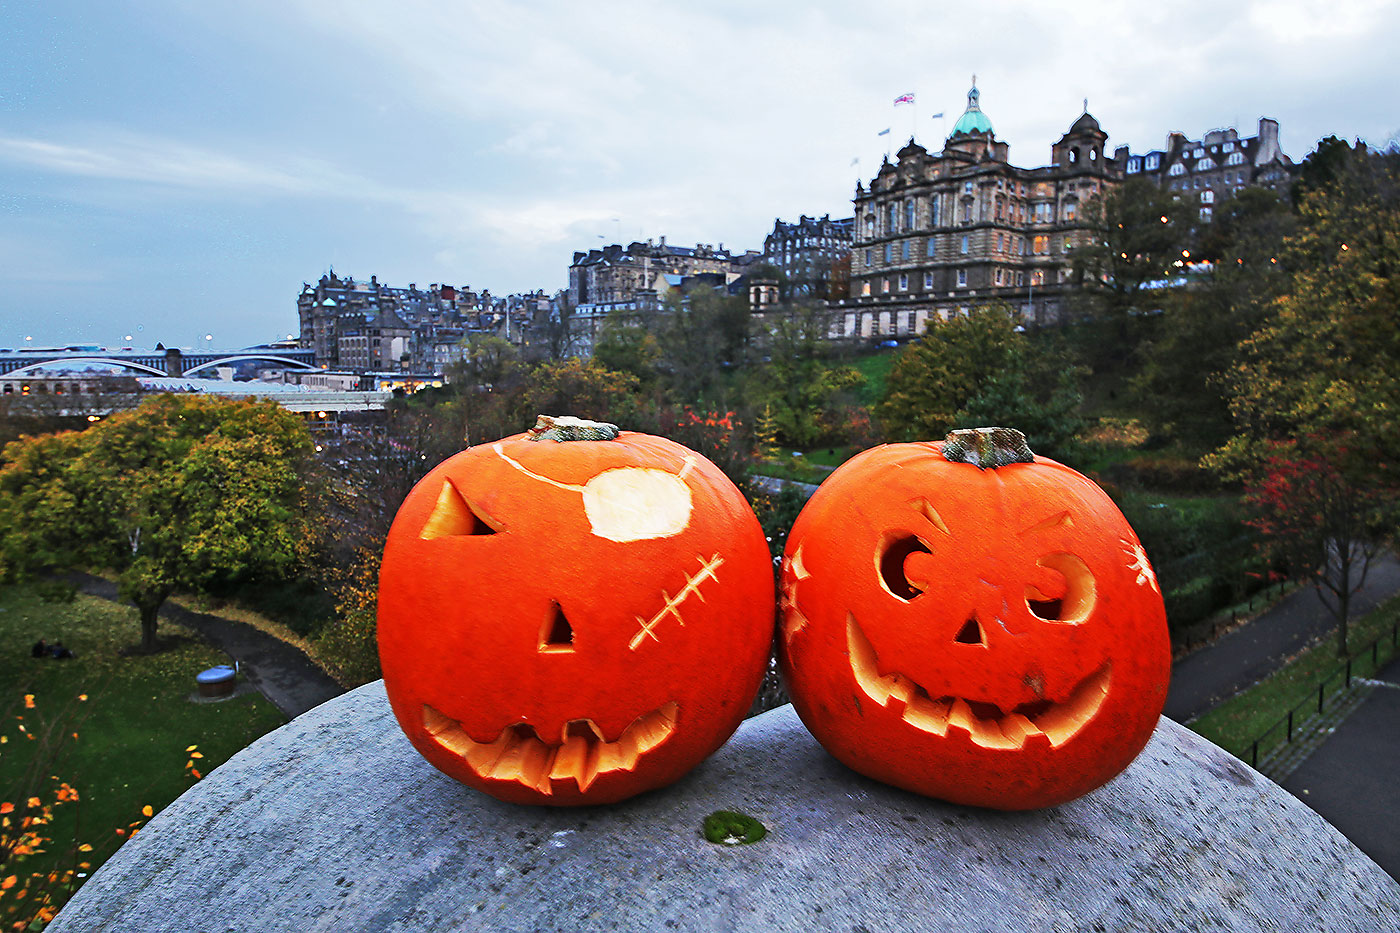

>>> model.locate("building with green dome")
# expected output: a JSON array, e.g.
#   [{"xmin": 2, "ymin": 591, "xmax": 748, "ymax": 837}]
[{"xmin": 836, "ymin": 78, "xmax": 1117, "ymax": 338}]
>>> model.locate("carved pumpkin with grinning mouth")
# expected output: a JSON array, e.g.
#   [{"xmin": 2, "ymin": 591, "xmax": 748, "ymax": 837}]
[
  {"xmin": 378, "ymin": 416, "xmax": 774, "ymax": 806},
  {"xmin": 778, "ymin": 428, "xmax": 1171, "ymax": 810}
]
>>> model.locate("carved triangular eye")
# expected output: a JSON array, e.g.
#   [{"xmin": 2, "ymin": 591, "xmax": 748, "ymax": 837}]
[
  {"xmin": 540, "ymin": 603, "xmax": 575, "ymax": 653},
  {"xmin": 420, "ymin": 480, "xmax": 497, "ymax": 539}
]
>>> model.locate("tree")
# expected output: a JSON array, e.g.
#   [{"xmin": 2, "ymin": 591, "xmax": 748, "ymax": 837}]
[
  {"xmin": 445, "ymin": 334, "xmax": 520, "ymax": 390},
  {"xmin": 592, "ymin": 310, "xmax": 661, "ymax": 385},
  {"xmin": 1068, "ymin": 176, "xmax": 1194, "ymax": 368},
  {"xmin": 1132, "ymin": 187, "xmax": 1296, "ymax": 447},
  {"xmin": 1243, "ymin": 437, "xmax": 1397, "ymax": 656},
  {"xmin": 876, "ymin": 307, "xmax": 1085, "ymax": 459},
  {"xmin": 0, "ymin": 395, "xmax": 315, "ymax": 651},
  {"xmin": 747, "ymin": 303, "xmax": 864, "ymax": 447},
  {"xmin": 1213, "ymin": 145, "xmax": 1400, "ymax": 472},
  {"xmin": 654, "ymin": 285, "xmax": 750, "ymax": 405}
]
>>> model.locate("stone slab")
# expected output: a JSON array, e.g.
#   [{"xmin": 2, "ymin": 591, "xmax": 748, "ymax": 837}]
[{"xmin": 49, "ymin": 682, "xmax": 1400, "ymax": 932}]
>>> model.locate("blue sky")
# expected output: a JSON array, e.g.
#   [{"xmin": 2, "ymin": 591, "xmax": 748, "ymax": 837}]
[{"xmin": 2, "ymin": 0, "xmax": 1396, "ymax": 350}]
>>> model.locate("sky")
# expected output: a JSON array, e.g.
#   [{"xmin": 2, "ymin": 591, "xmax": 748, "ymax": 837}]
[{"xmin": 2, "ymin": 0, "xmax": 1397, "ymax": 351}]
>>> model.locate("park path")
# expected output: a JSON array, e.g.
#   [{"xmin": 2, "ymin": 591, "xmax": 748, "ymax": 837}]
[
  {"xmin": 64, "ymin": 571, "xmax": 345, "ymax": 720},
  {"xmin": 1163, "ymin": 552, "xmax": 1400, "ymax": 722}
]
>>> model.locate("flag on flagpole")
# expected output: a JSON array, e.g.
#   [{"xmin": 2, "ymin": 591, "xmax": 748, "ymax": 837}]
[
  {"xmin": 894, "ymin": 93, "xmax": 915, "ymax": 106},
  {"xmin": 877, "ymin": 128, "xmax": 891, "ymax": 136},
  {"xmin": 929, "ymin": 112, "xmax": 944, "ymax": 120}
]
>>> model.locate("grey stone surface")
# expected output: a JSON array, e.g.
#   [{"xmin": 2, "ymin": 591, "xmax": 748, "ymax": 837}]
[{"xmin": 49, "ymin": 683, "xmax": 1400, "ymax": 933}]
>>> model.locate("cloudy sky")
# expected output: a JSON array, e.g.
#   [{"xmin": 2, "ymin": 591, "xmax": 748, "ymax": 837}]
[{"xmin": 2, "ymin": 0, "xmax": 1396, "ymax": 350}]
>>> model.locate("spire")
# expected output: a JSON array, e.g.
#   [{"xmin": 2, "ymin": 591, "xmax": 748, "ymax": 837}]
[{"xmin": 967, "ymin": 75, "xmax": 981, "ymax": 112}]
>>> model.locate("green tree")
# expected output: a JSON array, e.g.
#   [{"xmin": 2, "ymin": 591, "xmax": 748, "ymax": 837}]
[
  {"xmin": 445, "ymin": 334, "xmax": 521, "ymax": 390},
  {"xmin": 877, "ymin": 307, "xmax": 1085, "ymax": 459},
  {"xmin": 1132, "ymin": 187, "xmax": 1296, "ymax": 447},
  {"xmin": 1213, "ymin": 145, "xmax": 1400, "ymax": 472},
  {"xmin": 654, "ymin": 285, "xmax": 750, "ymax": 404},
  {"xmin": 748, "ymin": 303, "xmax": 864, "ymax": 447},
  {"xmin": 593, "ymin": 309, "xmax": 662, "ymax": 385},
  {"xmin": 1069, "ymin": 176, "xmax": 1194, "ymax": 367},
  {"xmin": 0, "ymin": 395, "xmax": 315, "ymax": 651}
]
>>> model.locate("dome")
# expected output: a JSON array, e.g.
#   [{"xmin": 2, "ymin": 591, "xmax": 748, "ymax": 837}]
[
  {"xmin": 1069, "ymin": 111, "xmax": 1101, "ymax": 135},
  {"xmin": 949, "ymin": 78, "xmax": 994, "ymax": 138}
]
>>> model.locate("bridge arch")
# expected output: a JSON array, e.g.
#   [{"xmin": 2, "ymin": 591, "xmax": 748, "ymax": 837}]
[
  {"xmin": 2, "ymin": 358, "xmax": 167, "ymax": 377},
  {"xmin": 181, "ymin": 355, "xmax": 320, "ymax": 376}
]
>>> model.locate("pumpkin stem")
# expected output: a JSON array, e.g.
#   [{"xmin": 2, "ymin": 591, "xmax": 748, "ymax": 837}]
[
  {"xmin": 526, "ymin": 415, "xmax": 621, "ymax": 442},
  {"xmin": 942, "ymin": 427, "xmax": 1035, "ymax": 469}
]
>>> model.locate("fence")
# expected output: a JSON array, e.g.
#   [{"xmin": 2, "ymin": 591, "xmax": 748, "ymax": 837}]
[{"xmin": 1245, "ymin": 615, "xmax": 1400, "ymax": 770}]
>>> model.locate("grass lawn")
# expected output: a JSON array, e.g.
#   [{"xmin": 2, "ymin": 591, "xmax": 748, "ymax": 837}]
[
  {"xmin": 847, "ymin": 350, "xmax": 896, "ymax": 408},
  {"xmin": 0, "ymin": 582, "xmax": 287, "ymax": 918},
  {"xmin": 1189, "ymin": 594, "xmax": 1400, "ymax": 761}
]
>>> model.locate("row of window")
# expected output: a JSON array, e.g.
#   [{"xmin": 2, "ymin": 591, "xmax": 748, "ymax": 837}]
[
  {"xmin": 863, "ymin": 231, "xmax": 1075, "ymax": 268},
  {"xmin": 1136, "ymin": 149, "xmax": 1248, "ymax": 176},
  {"xmin": 858, "ymin": 265, "xmax": 1060, "ymax": 296}
]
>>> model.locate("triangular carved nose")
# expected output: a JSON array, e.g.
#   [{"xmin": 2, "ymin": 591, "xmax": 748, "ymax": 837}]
[{"xmin": 954, "ymin": 616, "xmax": 985, "ymax": 645}]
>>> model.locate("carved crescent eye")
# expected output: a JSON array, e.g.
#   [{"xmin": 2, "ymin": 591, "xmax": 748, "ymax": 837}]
[
  {"xmin": 878, "ymin": 534, "xmax": 933, "ymax": 600},
  {"xmin": 1026, "ymin": 553, "xmax": 1097, "ymax": 624}
]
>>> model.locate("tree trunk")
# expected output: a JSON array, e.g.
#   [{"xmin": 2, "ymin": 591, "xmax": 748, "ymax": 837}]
[{"xmin": 134, "ymin": 594, "xmax": 166, "ymax": 651}]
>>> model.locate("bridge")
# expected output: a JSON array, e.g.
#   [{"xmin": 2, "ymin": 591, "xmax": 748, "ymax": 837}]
[{"xmin": 0, "ymin": 345, "xmax": 317, "ymax": 377}]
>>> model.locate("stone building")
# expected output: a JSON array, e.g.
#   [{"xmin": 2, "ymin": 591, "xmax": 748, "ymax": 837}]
[
  {"xmin": 1114, "ymin": 118, "xmax": 1294, "ymax": 222},
  {"xmin": 762, "ymin": 214, "xmax": 854, "ymax": 299},
  {"xmin": 297, "ymin": 271, "xmax": 523, "ymax": 372},
  {"xmin": 566, "ymin": 239, "xmax": 763, "ymax": 356},
  {"xmin": 839, "ymin": 80, "xmax": 1118, "ymax": 339}
]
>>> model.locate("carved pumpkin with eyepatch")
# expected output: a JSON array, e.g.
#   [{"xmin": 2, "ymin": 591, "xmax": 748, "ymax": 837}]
[
  {"xmin": 378, "ymin": 417, "xmax": 774, "ymax": 806},
  {"xmin": 778, "ymin": 428, "xmax": 1170, "ymax": 810}
]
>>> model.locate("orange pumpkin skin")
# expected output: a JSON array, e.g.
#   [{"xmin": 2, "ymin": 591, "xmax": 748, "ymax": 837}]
[
  {"xmin": 777, "ymin": 438, "xmax": 1170, "ymax": 810},
  {"xmin": 378, "ymin": 427, "xmax": 774, "ymax": 806}
]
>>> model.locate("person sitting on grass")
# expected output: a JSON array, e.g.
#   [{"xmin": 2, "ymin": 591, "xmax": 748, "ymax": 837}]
[
  {"xmin": 31, "ymin": 637, "xmax": 48, "ymax": 658},
  {"xmin": 48, "ymin": 640, "xmax": 75, "ymax": 660}
]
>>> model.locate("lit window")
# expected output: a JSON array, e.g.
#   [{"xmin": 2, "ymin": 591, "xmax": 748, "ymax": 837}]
[
  {"xmin": 1201, "ymin": 190, "xmax": 1215, "ymax": 203},
  {"xmin": 1200, "ymin": 206, "xmax": 1213, "ymax": 222},
  {"xmin": 1064, "ymin": 201, "xmax": 1077, "ymax": 221},
  {"xmin": 882, "ymin": 278, "xmax": 890, "ymax": 293},
  {"xmin": 1033, "ymin": 235, "xmax": 1049, "ymax": 255},
  {"xmin": 862, "ymin": 282, "xmax": 871, "ymax": 296}
]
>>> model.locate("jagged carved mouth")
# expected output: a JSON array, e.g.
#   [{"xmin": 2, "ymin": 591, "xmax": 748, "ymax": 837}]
[
  {"xmin": 846, "ymin": 614, "xmax": 1110, "ymax": 749},
  {"xmin": 421, "ymin": 702, "xmax": 678, "ymax": 794}
]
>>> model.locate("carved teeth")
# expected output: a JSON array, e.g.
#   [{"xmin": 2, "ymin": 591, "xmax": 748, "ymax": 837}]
[
  {"xmin": 846, "ymin": 612, "xmax": 1111, "ymax": 749},
  {"xmin": 420, "ymin": 702, "xmax": 679, "ymax": 794}
]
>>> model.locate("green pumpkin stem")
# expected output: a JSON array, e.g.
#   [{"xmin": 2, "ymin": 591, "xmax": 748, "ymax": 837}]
[
  {"xmin": 942, "ymin": 427, "xmax": 1035, "ymax": 469},
  {"xmin": 526, "ymin": 415, "xmax": 621, "ymax": 442}
]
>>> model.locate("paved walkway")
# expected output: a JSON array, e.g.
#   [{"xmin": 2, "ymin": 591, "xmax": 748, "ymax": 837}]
[
  {"xmin": 1164, "ymin": 552, "xmax": 1400, "ymax": 722},
  {"xmin": 65, "ymin": 572, "xmax": 345, "ymax": 720},
  {"xmin": 1281, "ymin": 655, "xmax": 1400, "ymax": 878}
]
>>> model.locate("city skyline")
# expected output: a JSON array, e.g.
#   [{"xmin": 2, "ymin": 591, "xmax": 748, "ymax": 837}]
[{"xmin": 3, "ymin": 0, "xmax": 1397, "ymax": 349}]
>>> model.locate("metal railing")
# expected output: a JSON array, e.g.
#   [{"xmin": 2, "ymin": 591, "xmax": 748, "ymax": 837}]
[{"xmin": 1245, "ymin": 616, "xmax": 1400, "ymax": 769}]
